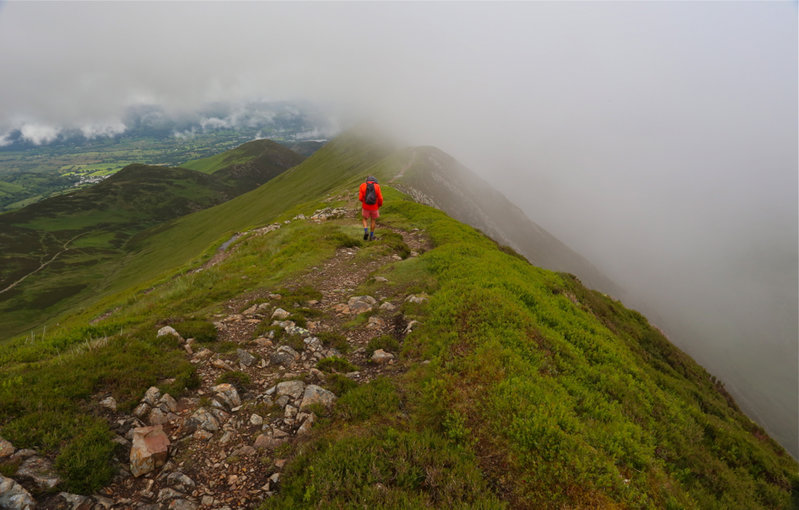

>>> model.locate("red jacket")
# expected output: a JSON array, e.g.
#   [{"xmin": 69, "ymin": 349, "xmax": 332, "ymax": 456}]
[{"xmin": 358, "ymin": 181, "xmax": 383, "ymax": 211}]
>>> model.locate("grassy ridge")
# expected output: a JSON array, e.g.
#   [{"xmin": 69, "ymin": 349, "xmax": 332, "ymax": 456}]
[
  {"xmin": 0, "ymin": 132, "xmax": 795, "ymax": 506},
  {"xmin": 263, "ymin": 196, "xmax": 798, "ymax": 509}
]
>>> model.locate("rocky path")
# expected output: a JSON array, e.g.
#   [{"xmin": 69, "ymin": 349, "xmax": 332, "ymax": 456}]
[{"xmin": 0, "ymin": 207, "xmax": 431, "ymax": 510}]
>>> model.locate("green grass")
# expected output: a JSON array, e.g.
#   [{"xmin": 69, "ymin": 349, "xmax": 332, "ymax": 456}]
[
  {"xmin": 216, "ymin": 371, "xmax": 252, "ymax": 392},
  {"xmin": 263, "ymin": 196, "xmax": 799, "ymax": 509},
  {"xmin": 172, "ymin": 320, "xmax": 217, "ymax": 343},
  {"xmin": 0, "ymin": 132, "xmax": 796, "ymax": 506}
]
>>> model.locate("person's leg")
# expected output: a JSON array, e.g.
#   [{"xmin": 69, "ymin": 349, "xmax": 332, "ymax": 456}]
[
  {"xmin": 370, "ymin": 217, "xmax": 377, "ymax": 240},
  {"xmin": 362, "ymin": 212, "xmax": 369, "ymax": 240}
]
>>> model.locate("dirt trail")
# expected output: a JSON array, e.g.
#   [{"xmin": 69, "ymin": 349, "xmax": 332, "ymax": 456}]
[
  {"xmin": 0, "ymin": 232, "xmax": 87, "ymax": 296},
  {"xmin": 86, "ymin": 213, "xmax": 432, "ymax": 509},
  {"xmin": 389, "ymin": 149, "xmax": 417, "ymax": 184}
]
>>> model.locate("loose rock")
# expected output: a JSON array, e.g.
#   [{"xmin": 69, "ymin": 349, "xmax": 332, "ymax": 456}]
[
  {"xmin": 130, "ymin": 425, "xmax": 170, "ymax": 477},
  {"xmin": 0, "ymin": 437, "xmax": 14, "ymax": 459},
  {"xmin": 211, "ymin": 383, "xmax": 241, "ymax": 409},
  {"xmin": 98, "ymin": 396, "xmax": 117, "ymax": 411},
  {"xmin": 157, "ymin": 326, "xmax": 181, "ymax": 338},
  {"xmin": 299, "ymin": 385, "xmax": 337, "ymax": 410},
  {"xmin": 271, "ymin": 308, "xmax": 291, "ymax": 320},
  {"xmin": 276, "ymin": 380, "xmax": 305, "ymax": 400},
  {"xmin": 347, "ymin": 295, "xmax": 377, "ymax": 314},
  {"xmin": 237, "ymin": 349, "xmax": 256, "ymax": 367},
  {"xmin": 0, "ymin": 474, "xmax": 35, "ymax": 510},
  {"xmin": 270, "ymin": 346, "xmax": 300, "ymax": 367},
  {"xmin": 371, "ymin": 349, "xmax": 394, "ymax": 364},
  {"xmin": 143, "ymin": 386, "xmax": 161, "ymax": 407},
  {"xmin": 16, "ymin": 456, "xmax": 61, "ymax": 489}
]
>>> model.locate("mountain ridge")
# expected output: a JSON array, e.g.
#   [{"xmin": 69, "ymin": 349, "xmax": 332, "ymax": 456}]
[{"xmin": 0, "ymin": 132, "xmax": 796, "ymax": 508}]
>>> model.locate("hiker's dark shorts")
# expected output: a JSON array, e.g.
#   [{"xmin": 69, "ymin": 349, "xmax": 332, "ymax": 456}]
[{"xmin": 362, "ymin": 208, "xmax": 380, "ymax": 219}]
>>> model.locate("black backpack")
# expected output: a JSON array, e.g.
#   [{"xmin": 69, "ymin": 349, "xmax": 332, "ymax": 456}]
[{"xmin": 364, "ymin": 179, "xmax": 377, "ymax": 205}]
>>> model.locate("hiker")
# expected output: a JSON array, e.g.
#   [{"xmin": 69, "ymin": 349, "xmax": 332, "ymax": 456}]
[{"xmin": 359, "ymin": 175, "xmax": 383, "ymax": 240}]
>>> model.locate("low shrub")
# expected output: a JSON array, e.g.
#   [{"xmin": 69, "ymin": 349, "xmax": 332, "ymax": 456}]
[
  {"xmin": 317, "ymin": 356, "xmax": 358, "ymax": 374},
  {"xmin": 216, "ymin": 371, "xmax": 252, "ymax": 392},
  {"xmin": 366, "ymin": 335, "xmax": 400, "ymax": 356}
]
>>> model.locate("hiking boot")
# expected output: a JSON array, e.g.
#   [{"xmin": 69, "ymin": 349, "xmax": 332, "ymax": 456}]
[
  {"xmin": 369, "ymin": 232, "xmax": 376, "ymax": 241},
  {"xmin": 363, "ymin": 232, "xmax": 369, "ymax": 241}
]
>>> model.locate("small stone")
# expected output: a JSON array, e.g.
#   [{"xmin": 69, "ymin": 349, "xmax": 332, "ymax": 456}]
[
  {"xmin": 168, "ymin": 499, "xmax": 197, "ymax": 510},
  {"xmin": 188, "ymin": 408, "xmax": 220, "ymax": 432},
  {"xmin": 93, "ymin": 495, "xmax": 113, "ymax": 509},
  {"xmin": 303, "ymin": 336, "xmax": 322, "ymax": 351},
  {"xmin": 157, "ymin": 487, "xmax": 184, "ymax": 502},
  {"xmin": 253, "ymin": 434, "xmax": 286, "ymax": 450},
  {"xmin": 250, "ymin": 414, "xmax": 264, "ymax": 426},
  {"xmin": 284, "ymin": 405, "xmax": 298, "ymax": 420},
  {"xmin": 299, "ymin": 385, "xmax": 337, "ymax": 410},
  {"xmin": 193, "ymin": 430, "xmax": 212, "ymax": 441},
  {"xmin": 0, "ymin": 437, "xmax": 15, "ymax": 459},
  {"xmin": 254, "ymin": 337, "xmax": 273, "ymax": 348},
  {"xmin": 143, "ymin": 386, "xmax": 162, "ymax": 406},
  {"xmin": 275, "ymin": 395, "xmax": 290, "ymax": 408},
  {"xmin": 271, "ymin": 308, "xmax": 291, "ymax": 320},
  {"xmin": 296, "ymin": 414, "xmax": 315, "ymax": 436},
  {"xmin": 193, "ymin": 348, "xmax": 213, "ymax": 360},
  {"xmin": 404, "ymin": 294, "xmax": 429, "ymax": 304},
  {"xmin": 148, "ymin": 407, "xmax": 169, "ymax": 426},
  {"xmin": 270, "ymin": 346, "xmax": 299, "ymax": 367},
  {"xmin": 367, "ymin": 316, "xmax": 384, "ymax": 329},
  {"xmin": 99, "ymin": 396, "xmax": 117, "ymax": 411},
  {"xmin": 347, "ymin": 295, "xmax": 377, "ymax": 314},
  {"xmin": 232, "ymin": 445, "xmax": 256, "ymax": 458},
  {"xmin": 211, "ymin": 359, "xmax": 232, "ymax": 371},
  {"xmin": 379, "ymin": 302, "xmax": 396, "ymax": 311},
  {"xmin": 166, "ymin": 472, "xmax": 196, "ymax": 493},
  {"xmin": 158, "ymin": 394, "xmax": 178, "ymax": 413},
  {"xmin": 219, "ymin": 430, "xmax": 234, "ymax": 445},
  {"xmin": 130, "ymin": 425, "xmax": 170, "ymax": 477},
  {"xmin": 332, "ymin": 303, "xmax": 350, "ymax": 314},
  {"xmin": 371, "ymin": 349, "xmax": 394, "ymax": 364},
  {"xmin": 275, "ymin": 380, "xmax": 305, "ymax": 400},
  {"xmin": 157, "ymin": 326, "xmax": 181, "ymax": 338},
  {"xmin": 237, "ymin": 349, "xmax": 256, "ymax": 367},
  {"xmin": 16, "ymin": 456, "xmax": 61, "ymax": 489},
  {"xmin": 404, "ymin": 320, "xmax": 420, "ymax": 335},
  {"xmin": 243, "ymin": 304, "xmax": 258, "ymax": 315},
  {"xmin": 211, "ymin": 383, "xmax": 241, "ymax": 409},
  {"xmin": 133, "ymin": 402, "xmax": 150, "ymax": 419},
  {"xmin": 374, "ymin": 276, "xmax": 388, "ymax": 283},
  {"xmin": 201, "ymin": 496, "xmax": 214, "ymax": 506}
]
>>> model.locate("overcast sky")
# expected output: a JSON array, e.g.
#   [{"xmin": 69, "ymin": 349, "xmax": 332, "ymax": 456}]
[{"xmin": 1, "ymin": 1, "xmax": 797, "ymax": 454}]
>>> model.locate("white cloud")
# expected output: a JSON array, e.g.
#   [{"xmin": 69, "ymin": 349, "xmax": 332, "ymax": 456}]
[
  {"xmin": 20, "ymin": 123, "xmax": 60, "ymax": 145},
  {"xmin": 79, "ymin": 121, "xmax": 127, "ymax": 139},
  {"xmin": 0, "ymin": 133, "xmax": 11, "ymax": 147}
]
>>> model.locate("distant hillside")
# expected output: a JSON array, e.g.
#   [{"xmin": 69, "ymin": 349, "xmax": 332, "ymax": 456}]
[
  {"xmin": 0, "ymin": 131, "xmax": 794, "ymax": 508},
  {"xmin": 389, "ymin": 146, "xmax": 622, "ymax": 296},
  {"xmin": 0, "ymin": 140, "xmax": 303, "ymax": 339}
]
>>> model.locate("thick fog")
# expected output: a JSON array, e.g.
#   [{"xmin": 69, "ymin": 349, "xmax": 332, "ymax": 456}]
[{"xmin": 1, "ymin": 2, "xmax": 796, "ymax": 455}]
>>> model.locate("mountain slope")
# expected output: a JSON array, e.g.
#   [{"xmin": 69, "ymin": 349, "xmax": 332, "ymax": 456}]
[
  {"xmin": 0, "ymin": 132, "xmax": 795, "ymax": 508},
  {"xmin": 0, "ymin": 140, "xmax": 304, "ymax": 340},
  {"xmin": 391, "ymin": 146, "xmax": 622, "ymax": 296},
  {"xmin": 0, "ymin": 185, "xmax": 795, "ymax": 508}
]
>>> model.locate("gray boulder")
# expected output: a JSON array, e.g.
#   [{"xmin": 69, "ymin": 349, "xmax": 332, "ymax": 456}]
[
  {"xmin": 299, "ymin": 385, "xmax": 337, "ymax": 410},
  {"xmin": 0, "ymin": 475, "xmax": 34, "ymax": 510}
]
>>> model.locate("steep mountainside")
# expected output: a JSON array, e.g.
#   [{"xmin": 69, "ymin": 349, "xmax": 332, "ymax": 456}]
[
  {"xmin": 0, "ymin": 140, "xmax": 304, "ymax": 340},
  {"xmin": 391, "ymin": 146, "xmax": 622, "ymax": 296},
  {"xmin": 0, "ymin": 132, "xmax": 795, "ymax": 509}
]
